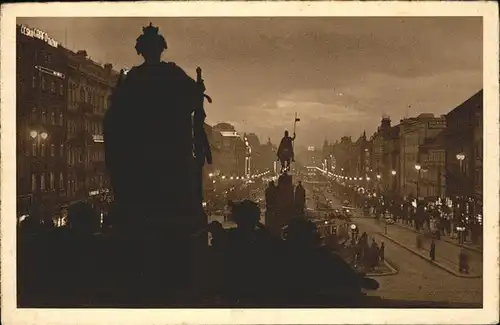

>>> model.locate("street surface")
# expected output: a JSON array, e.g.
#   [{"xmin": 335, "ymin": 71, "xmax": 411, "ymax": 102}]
[{"xmin": 305, "ymin": 184, "xmax": 482, "ymax": 305}]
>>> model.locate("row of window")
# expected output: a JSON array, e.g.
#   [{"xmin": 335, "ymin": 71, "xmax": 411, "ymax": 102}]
[
  {"xmin": 68, "ymin": 83, "xmax": 109, "ymax": 114},
  {"xmin": 67, "ymin": 119, "xmax": 103, "ymax": 137},
  {"xmin": 32, "ymin": 73, "xmax": 65, "ymax": 96},
  {"xmin": 31, "ymin": 172, "xmax": 63, "ymax": 192},
  {"xmin": 29, "ymin": 172, "xmax": 107, "ymax": 195},
  {"xmin": 67, "ymin": 149, "xmax": 105, "ymax": 165},
  {"xmin": 29, "ymin": 143, "xmax": 64, "ymax": 158},
  {"xmin": 31, "ymin": 107, "xmax": 64, "ymax": 126}
]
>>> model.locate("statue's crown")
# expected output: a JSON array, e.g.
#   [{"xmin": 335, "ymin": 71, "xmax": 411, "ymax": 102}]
[{"xmin": 142, "ymin": 22, "xmax": 160, "ymax": 36}]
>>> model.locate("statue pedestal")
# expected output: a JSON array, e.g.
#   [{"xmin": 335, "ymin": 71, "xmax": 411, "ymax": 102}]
[{"xmin": 275, "ymin": 173, "xmax": 295, "ymax": 231}]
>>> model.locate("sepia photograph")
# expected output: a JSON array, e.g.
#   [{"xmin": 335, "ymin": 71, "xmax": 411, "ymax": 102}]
[{"xmin": 1, "ymin": 2, "xmax": 499, "ymax": 325}]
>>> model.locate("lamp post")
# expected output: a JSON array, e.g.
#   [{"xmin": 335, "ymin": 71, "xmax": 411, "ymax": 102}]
[
  {"xmin": 350, "ymin": 223, "xmax": 357, "ymax": 241},
  {"xmin": 391, "ymin": 170, "xmax": 397, "ymax": 197},
  {"xmin": 456, "ymin": 153, "xmax": 465, "ymax": 172},
  {"xmin": 376, "ymin": 173, "xmax": 381, "ymax": 194},
  {"xmin": 415, "ymin": 164, "xmax": 421, "ymax": 205},
  {"xmin": 456, "ymin": 153, "xmax": 466, "ymax": 198},
  {"xmin": 30, "ymin": 129, "xmax": 49, "ymax": 223}
]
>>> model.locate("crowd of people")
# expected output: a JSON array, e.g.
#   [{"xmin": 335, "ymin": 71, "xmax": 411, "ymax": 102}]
[
  {"xmin": 347, "ymin": 232, "xmax": 386, "ymax": 273},
  {"xmin": 334, "ymin": 180, "xmax": 483, "ymax": 246}
]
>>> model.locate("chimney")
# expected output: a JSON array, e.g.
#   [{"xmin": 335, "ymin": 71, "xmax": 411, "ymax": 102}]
[
  {"xmin": 103, "ymin": 63, "xmax": 113, "ymax": 77},
  {"xmin": 76, "ymin": 50, "xmax": 88, "ymax": 58}
]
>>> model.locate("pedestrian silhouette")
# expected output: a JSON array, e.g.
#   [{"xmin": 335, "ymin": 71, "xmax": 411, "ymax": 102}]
[
  {"xmin": 429, "ymin": 239, "xmax": 436, "ymax": 261},
  {"xmin": 104, "ymin": 23, "xmax": 209, "ymax": 231}
]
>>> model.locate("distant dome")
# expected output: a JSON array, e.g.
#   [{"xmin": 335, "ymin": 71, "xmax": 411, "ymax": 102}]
[{"xmin": 213, "ymin": 122, "xmax": 235, "ymax": 132}]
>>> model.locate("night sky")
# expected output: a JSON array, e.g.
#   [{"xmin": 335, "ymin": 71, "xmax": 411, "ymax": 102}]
[{"xmin": 18, "ymin": 17, "xmax": 482, "ymax": 148}]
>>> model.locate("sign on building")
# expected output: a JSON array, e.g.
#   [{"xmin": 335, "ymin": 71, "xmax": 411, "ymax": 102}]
[
  {"xmin": 20, "ymin": 25, "xmax": 59, "ymax": 48},
  {"xmin": 428, "ymin": 120, "xmax": 446, "ymax": 129}
]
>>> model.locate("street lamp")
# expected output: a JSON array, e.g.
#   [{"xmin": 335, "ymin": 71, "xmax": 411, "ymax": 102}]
[
  {"xmin": 376, "ymin": 174, "xmax": 381, "ymax": 180},
  {"xmin": 30, "ymin": 129, "xmax": 49, "ymax": 223},
  {"xmin": 350, "ymin": 223, "xmax": 357, "ymax": 240},
  {"xmin": 208, "ymin": 173, "xmax": 214, "ymax": 178},
  {"xmin": 456, "ymin": 153, "xmax": 465, "ymax": 172},
  {"xmin": 415, "ymin": 164, "xmax": 421, "ymax": 204},
  {"xmin": 391, "ymin": 170, "xmax": 397, "ymax": 194}
]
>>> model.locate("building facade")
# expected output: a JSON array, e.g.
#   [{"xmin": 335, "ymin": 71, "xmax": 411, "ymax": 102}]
[
  {"xmin": 16, "ymin": 23, "xmax": 121, "ymax": 224},
  {"xmin": 16, "ymin": 24, "xmax": 68, "ymax": 222},
  {"xmin": 419, "ymin": 131, "xmax": 446, "ymax": 199},
  {"xmin": 398, "ymin": 113, "xmax": 447, "ymax": 198},
  {"xmin": 332, "ymin": 136, "xmax": 355, "ymax": 176},
  {"xmin": 385, "ymin": 126, "xmax": 400, "ymax": 196},
  {"xmin": 65, "ymin": 50, "xmax": 119, "ymax": 212},
  {"xmin": 445, "ymin": 90, "xmax": 483, "ymax": 201},
  {"xmin": 212, "ymin": 123, "xmax": 247, "ymax": 177}
]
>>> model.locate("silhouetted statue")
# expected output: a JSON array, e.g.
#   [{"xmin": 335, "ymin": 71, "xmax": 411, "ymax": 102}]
[
  {"xmin": 104, "ymin": 23, "xmax": 209, "ymax": 233},
  {"xmin": 294, "ymin": 181, "xmax": 306, "ymax": 216},
  {"xmin": 277, "ymin": 130, "xmax": 296, "ymax": 173}
]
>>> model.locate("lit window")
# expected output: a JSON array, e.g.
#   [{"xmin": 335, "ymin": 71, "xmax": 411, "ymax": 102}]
[
  {"xmin": 31, "ymin": 174, "xmax": 37, "ymax": 192},
  {"xmin": 60, "ymin": 144, "xmax": 64, "ymax": 157},
  {"xmin": 59, "ymin": 84, "xmax": 64, "ymax": 95},
  {"xmin": 41, "ymin": 143, "xmax": 45, "ymax": 157},
  {"xmin": 51, "ymin": 112, "xmax": 56, "ymax": 125},
  {"xmin": 59, "ymin": 113, "xmax": 64, "ymax": 126},
  {"xmin": 32, "ymin": 144, "xmax": 37, "ymax": 156},
  {"xmin": 41, "ymin": 76, "xmax": 46, "ymax": 91},
  {"xmin": 32, "ymin": 75, "xmax": 36, "ymax": 88},
  {"xmin": 41, "ymin": 111, "xmax": 47, "ymax": 123},
  {"xmin": 31, "ymin": 107, "xmax": 37, "ymax": 123},
  {"xmin": 40, "ymin": 174, "xmax": 45, "ymax": 190},
  {"xmin": 51, "ymin": 81, "xmax": 56, "ymax": 93},
  {"xmin": 50, "ymin": 144, "xmax": 55, "ymax": 156},
  {"xmin": 59, "ymin": 172, "xmax": 64, "ymax": 189},
  {"xmin": 50, "ymin": 172, "xmax": 55, "ymax": 190}
]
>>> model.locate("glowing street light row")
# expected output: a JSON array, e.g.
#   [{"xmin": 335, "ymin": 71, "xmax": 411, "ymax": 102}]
[{"xmin": 207, "ymin": 170, "xmax": 270, "ymax": 181}]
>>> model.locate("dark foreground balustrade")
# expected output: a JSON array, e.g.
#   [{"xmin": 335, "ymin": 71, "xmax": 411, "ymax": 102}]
[{"xmin": 18, "ymin": 216, "xmax": 475, "ymax": 309}]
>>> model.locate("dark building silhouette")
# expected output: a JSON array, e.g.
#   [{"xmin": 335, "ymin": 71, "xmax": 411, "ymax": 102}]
[
  {"xmin": 445, "ymin": 90, "xmax": 483, "ymax": 201},
  {"xmin": 16, "ymin": 23, "xmax": 120, "ymax": 225},
  {"xmin": 16, "ymin": 24, "xmax": 68, "ymax": 224}
]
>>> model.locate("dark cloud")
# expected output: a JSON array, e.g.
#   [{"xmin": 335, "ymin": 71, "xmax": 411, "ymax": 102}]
[{"xmin": 18, "ymin": 17, "xmax": 482, "ymax": 146}]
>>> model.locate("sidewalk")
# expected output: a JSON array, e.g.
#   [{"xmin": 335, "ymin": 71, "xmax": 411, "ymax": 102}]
[
  {"xmin": 374, "ymin": 220, "xmax": 482, "ymax": 278},
  {"xmin": 392, "ymin": 221, "xmax": 483, "ymax": 253}
]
